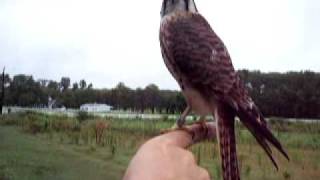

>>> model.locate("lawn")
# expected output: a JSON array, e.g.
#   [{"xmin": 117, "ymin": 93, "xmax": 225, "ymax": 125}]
[
  {"xmin": 0, "ymin": 112, "xmax": 320, "ymax": 180},
  {"xmin": 0, "ymin": 125, "xmax": 130, "ymax": 180}
]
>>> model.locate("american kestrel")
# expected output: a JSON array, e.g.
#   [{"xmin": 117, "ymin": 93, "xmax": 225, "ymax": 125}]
[{"xmin": 159, "ymin": 0, "xmax": 289, "ymax": 179}]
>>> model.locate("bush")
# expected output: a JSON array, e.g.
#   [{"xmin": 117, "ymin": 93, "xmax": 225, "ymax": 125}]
[
  {"xmin": 25, "ymin": 120, "xmax": 43, "ymax": 134},
  {"xmin": 283, "ymin": 171, "xmax": 291, "ymax": 179},
  {"xmin": 77, "ymin": 111, "xmax": 93, "ymax": 123},
  {"xmin": 0, "ymin": 114, "xmax": 21, "ymax": 126}
]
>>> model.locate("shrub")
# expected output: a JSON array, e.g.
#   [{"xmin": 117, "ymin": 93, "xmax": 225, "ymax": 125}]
[
  {"xmin": 283, "ymin": 171, "xmax": 291, "ymax": 179},
  {"xmin": 77, "ymin": 111, "xmax": 93, "ymax": 123}
]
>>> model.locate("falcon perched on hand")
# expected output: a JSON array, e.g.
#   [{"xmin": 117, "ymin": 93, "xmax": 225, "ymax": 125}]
[{"xmin": 159, "ymin": 0, "xmax": 289, "ymax": 179}]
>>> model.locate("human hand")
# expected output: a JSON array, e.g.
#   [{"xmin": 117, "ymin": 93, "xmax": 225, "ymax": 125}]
[{"xmin": 123, "ymin": 122, "xmax": 216, "ymax": 180}]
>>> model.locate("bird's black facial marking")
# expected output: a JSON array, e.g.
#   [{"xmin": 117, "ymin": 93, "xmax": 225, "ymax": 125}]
[
  {"xmin": 161, "ymin": 0, "xmax": 167, "ymax": 17},
  {"xmin": 184, "ymin": 0, "xmax": 189, "ymax": 11}
]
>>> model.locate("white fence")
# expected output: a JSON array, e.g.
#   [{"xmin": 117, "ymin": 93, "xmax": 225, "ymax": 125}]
[
  {"xmin": 1, "ymin": 106, "xmax": 188, "ymax": 120},
  {"xmin": 1, "ymin": 106, "xmax": 319, "ymax": 123}
]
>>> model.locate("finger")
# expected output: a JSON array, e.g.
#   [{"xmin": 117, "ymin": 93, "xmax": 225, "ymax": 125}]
[
  {"xmin": 158, "ymin": 122, "xmax": 217, "ymax": 148},
  {"xmin": 196, "ymin": 167, "xmax": 211, "ymax": 180}
]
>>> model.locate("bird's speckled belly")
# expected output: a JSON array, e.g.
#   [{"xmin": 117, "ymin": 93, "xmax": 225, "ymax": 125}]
[{"xmin": 182, "ymin": 86, "xmax": 213, "ymax": 116}]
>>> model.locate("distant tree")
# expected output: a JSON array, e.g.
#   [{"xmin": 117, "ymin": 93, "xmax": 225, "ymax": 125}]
[
  {"xmin": 60, "ymin": 77, "xmax": 70, "ymax": 91},
  {"xmin": 60, "ymin": 89, "xmax": 77, "ymax": 108},
  {"xmin": 9, "ymin": 75, "xmax": 45, "ymax": 106},
  {"xmin": 1, "ymin": 71, "xmax": 320, "ymax": 118},
  {"xmin": 72, "ymin": 82, "xmax": 79, "ymax": 91},
  {"xmin": 38, "ymin": 79, "xmax": 48, "ymax": 87},
  {"xmin": 1, "ymin": 73, "xmax": 11, "ymax": 106},
  {"xmin": 48, "ymin": 80, "xmax": 59, "ymax": 90},
  {"xmin": 174, "ymin": 92, "xmax": 186, "ymax": 113},
  {"xmin": 79, "ymin": 79, "xmax": 87, "ymax": 89},
  {"xmin": 99, "ymin": 89, "xmax": 112, "ymax": 105},
  {"xmin": 134, "ymin": 88, "xmax": 145, "ymax": 113},
  {"xmin": 88, "ymin": 83, "xmax": 93, "ymax": 89},
  {"xmin": 0, "ymin": 67, "xmax": 5, "ymax": 114},
  {"xmin": 111, "ymin": 82, "xmax": 132, "ymax": 110},
  {"xmin": 159, "ymin": 90, "xmax": 177, "ymax": 114},
  {"xmin": 46, "ymin": 80, "xmax": 59, "ymax": 100},
  {"xmin": 144, "ymin": 84, "xmax": 161, "ymax": 113}
]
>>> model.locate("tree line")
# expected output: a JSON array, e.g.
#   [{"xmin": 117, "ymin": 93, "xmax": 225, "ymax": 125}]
[
  {"xmin": 0, "ymin": 70, "xmax": 319, "ymax": 119},
  {"xmin": 238, "ymin": 70, "xmax": 320, "ymax": 119}
]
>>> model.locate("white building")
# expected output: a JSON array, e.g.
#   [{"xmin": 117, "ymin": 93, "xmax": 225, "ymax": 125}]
[{"xmin": 80, "ymin": 103, "xmax": 112, "ymax": 112}]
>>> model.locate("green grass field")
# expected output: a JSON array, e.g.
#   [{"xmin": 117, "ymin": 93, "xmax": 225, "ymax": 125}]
[
  {"xmin": 0, "ymin": 125, "xmax": 132, "ymax": 180},
  {"xmin": 0, "ymin": 112, "xmax": 320, "ymax": 180}
]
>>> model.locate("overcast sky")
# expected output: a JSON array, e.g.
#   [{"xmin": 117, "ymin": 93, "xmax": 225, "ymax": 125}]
[{"xmin": 0, "ymin": 0, "xmax": 319, "ymax": 89}]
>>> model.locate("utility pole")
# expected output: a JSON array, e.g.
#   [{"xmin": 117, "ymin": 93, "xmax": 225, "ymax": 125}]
[{"xmin": 0, "ymin": 67, "xmax": 5, "ymax": 115}]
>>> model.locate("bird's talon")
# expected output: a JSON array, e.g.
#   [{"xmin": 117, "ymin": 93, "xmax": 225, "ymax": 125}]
[{"xmin": 177, "ymin": 118, "xmax": 184, "ymax": 128}]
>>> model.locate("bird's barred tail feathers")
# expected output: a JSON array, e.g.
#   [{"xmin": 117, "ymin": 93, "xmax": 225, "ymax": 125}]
[
  {"xmin": 214, "ymin": 105, "xmax": 240, "ymax": 180},
  {"xmin": 237, "ymin": 103, "xmax": 290, "ymax": 169}
]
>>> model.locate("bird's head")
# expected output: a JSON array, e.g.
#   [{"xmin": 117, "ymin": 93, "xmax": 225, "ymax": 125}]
[{"xmin": 161, "ymin": 0, "xmax": 198, "ymax": 18}]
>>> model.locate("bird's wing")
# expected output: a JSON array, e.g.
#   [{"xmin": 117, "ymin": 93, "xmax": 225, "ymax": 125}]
[
  {"xmin": 160, "ymin": 12, "xmax": 289, "ymax": 177},
  {"xmin": 161, "ymin": 13, "xmax": 237, "ymax": 98},
  {"xmin": 161, "ymin": 13, "xmax": 241, "ymax": 180}
]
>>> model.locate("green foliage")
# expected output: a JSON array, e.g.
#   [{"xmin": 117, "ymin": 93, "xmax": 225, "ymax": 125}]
[
  {"xmin": 244, "ymin": 165, "xmax": 251, "ymax": 177},
  {"xmin": 0, "ymin": 67, "xmax": 5, "ymax": 115},
  {"xmin": 214, "ymin": 164, "xmax": 221, "ymax": 180},
  {"xmin": 76, "ymin": 111, "xmax": 93, "ymax": 123},
  {"xmin": 3, "ymin": 71, "xmax": 320, "ymax": 118},
  {"xmin": 238, "ymin": 70, "xmax": 320, "ymax": 118},
  {"xmin": 6, "ymin": 75, "xmax": 46, "ymax": 106},
  {"xmin": 79, "ymin": 79, "xmax": 87, "ymax": 89},
  {"xmin": 0, "ymin": 125, "xmax": 123, "ymax": 180},
  {"xmin": 283, "ymin": 170, "xmax": 291, "ymax": 179},
  {"xmin": 60, "ymin": 77, "xmax": 70, "ymax": 91},
  {"xmin": 0, "ymin": 113, "xmax": 21, "ymax": 126},
  {"xmin": 0, "ymin": 111, "xmax": 80, "ymax": 134},
  {"xmin": 1, "ymin": 113, "xmax": 320, "ymax": 179}
]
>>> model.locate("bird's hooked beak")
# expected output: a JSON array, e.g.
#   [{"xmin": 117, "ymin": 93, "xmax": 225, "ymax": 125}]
[{"xmin": 161, "ymin": 0, "xmax": 198, "ymax": 17}]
